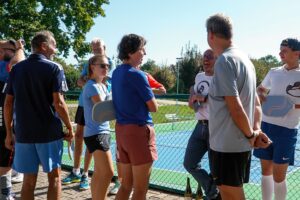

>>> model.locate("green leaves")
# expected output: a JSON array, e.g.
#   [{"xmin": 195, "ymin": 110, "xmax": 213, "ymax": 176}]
[{"xmin": 0, "ymin": 0, "xmax": 109, "ymax": 58}]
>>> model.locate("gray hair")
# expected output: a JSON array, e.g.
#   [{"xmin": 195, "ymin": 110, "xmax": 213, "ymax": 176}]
[
  {"xmin": 91, "ymin": 37, "xmax": 106, "ymax": 49},
  {"xmin": 206, "ymin": 13, "xmax": 233, "ymax": 40}
]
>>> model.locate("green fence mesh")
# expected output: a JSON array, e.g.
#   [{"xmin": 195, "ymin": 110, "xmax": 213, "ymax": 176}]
[{"xmin": 63, "ymin": 92, "xmax": 300, "ymax": 199}]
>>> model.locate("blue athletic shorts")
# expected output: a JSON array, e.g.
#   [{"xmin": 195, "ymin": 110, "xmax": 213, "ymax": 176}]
[
  {"xmin": 13, "ymin": 139, "xmax": 63, "ymax": 173},
  {"xmin": 253, "ymin": 121, "xmax": 298, "ymax": 165}
]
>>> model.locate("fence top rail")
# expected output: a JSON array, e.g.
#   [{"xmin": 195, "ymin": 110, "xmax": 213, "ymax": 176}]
[{"xmin": 65, "ymin": 90, "xmax": 189, "ymax": 100}]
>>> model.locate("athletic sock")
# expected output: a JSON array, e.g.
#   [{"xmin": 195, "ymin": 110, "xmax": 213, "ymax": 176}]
[
  {"xmin": 274, "ymin": 180, "xmax": 287, "ymax": 200},
  {"xmin": 72, "ymin": 168, "xmax": 80, "ymax": 175},
  {"xmin": 0, "ymin": 174, "xmax": 12, "ymax": 197},
  {"xmin": 82, "ymin": 171, "xmax": 88, "ymax": 177},
  {"xmin": 261, "ymin": 175, "xmax": 274, "ymax": 200}
]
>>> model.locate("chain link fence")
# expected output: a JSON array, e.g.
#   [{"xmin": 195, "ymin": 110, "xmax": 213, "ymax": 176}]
[{"xmin": 63, "ymin": 92, "xmax": 300, "ymax": 200}]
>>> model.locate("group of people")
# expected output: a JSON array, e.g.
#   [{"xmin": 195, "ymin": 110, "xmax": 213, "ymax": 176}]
[
  {"xmin": 0, "ymin": 13, "xmax": 299, "ymax": 200},
  {"xmin": 184, "ymin": 14, "xmax": 300, "ymax": 200}
]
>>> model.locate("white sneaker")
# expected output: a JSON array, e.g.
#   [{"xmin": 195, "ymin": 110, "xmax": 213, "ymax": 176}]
[
  {"xmin": 11, "ymin": 172, "xmax": 23, "ymax": 183},
  {"xmin": 108, "ymin": 182, "xmax": 120, "ymax": 195}
]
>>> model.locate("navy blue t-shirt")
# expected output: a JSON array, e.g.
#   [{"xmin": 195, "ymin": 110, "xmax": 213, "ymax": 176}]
[
  {"xmin": 112, "ymin": 64, "xmax": 154, "ymax": 125},
  {"xmin": 6, "ymin": 54, "xmax": 68, "ymax": 143}
]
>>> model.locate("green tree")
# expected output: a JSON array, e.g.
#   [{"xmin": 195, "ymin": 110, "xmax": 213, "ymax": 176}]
[
  {"xmin": 177, "ymin": 43, "xmax": 202, "ymax": 93},
  {"xmin": 0, "ymin": 0, "xmax": 109, "ymax": 57},
  {"xmin": 141, "ymin": 59, "xmax": 159, "ymax": 74},
  {"xmin": 54, "ymin": 57, "xmax": 80, "ymax": 90},
  {"xmin": 251, "ymin": 55, "xmax": 280, "ymax": 86}
]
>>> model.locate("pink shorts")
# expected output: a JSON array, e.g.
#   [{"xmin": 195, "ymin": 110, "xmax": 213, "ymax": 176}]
[{"xmin": 115, "ymin": 123, "xmax": 158, "ymax": 166}]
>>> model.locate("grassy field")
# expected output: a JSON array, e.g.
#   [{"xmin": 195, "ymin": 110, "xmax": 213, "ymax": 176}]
[{"xmin": 67, "ymin": 102, "xmax": 195, "ymax": 125}]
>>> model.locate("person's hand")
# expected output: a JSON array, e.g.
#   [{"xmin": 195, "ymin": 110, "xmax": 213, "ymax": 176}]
[
  {"xmin": 5, "ymin": 133, "xmax": 15, "ymax": 151},
  {"xmin": 254, "ymin": 131, "xmax": 272, "ymax": 149},
  {"xmin": 192, "ymin": 94, "xmax": 206, "ymax": 103},
  {"xmin": 248, "ymin": 130, "xmax": 260, "ymax": 147},
  {"xmin": 15, "ymin": 39, "xmax": 24, "ymax": 50},
  {"xmin": 64, "ymin": 126, "xmax": 74, "ymax": 143},
  {"xmin": 257, "ymin": 86, "xmax": 268, "ymax": 102}
]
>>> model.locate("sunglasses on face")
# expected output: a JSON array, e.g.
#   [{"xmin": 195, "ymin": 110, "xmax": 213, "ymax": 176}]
[
  {"xmin": 92, "ymin": 63, "xmax": 110, "ymax": 69},
  {"xmin": 203, "ymin": 54, "xmax": 214, "ymax": 60}
]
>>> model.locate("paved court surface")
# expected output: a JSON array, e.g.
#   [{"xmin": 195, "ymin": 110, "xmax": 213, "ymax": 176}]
[{"xmin": 11, "ymin": 169, "xmax": 184, "ymax": 200}]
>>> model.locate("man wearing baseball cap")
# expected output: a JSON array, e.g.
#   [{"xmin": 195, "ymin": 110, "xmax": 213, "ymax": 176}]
[
  {"xmin": 0, "ymin": 39, "xmax": 25, "ymax": 200},
  {"xmin": 254, "ymin": 38, "xmax": 300, "ymax": 200}
]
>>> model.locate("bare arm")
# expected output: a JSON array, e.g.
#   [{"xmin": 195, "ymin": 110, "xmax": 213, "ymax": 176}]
[
  {"xmin": 253, "ymin": 93, "xmax": 262, "ymax": 131},
  {"xmin": 77, "ymin": 75, "xmax": 88, "ymax": 88},
  {"xmin": 9, "ymin": 40, "xmax": 25, "ymax": 68},
  {"xmin": 53, "ymin": 92, "xmax": 74, "ymax": 141},
  {"xmin": 152, "ymin": 86, "xmax": 166, "ymax": 95},
  {"xmin": 257, "ymin": 85, "xmax": 269, "ymax": 103},
  {"xmin": 224, "ymin": 96, "xmax": 260, "ymax": 146},
  {"xmin": 4, "ymin": 94, "xmax": 14, "ymax": 150},
  {"xmin": 91, "ymin": 94, "xmax": 101, "ymax": 104},
  {"xmin": 225, "ymin": 96, "xmax": 253, "ymax": 137},
  {"xmin": 146, "ymin": 98, "xmax": 158, "ymax": 112}
]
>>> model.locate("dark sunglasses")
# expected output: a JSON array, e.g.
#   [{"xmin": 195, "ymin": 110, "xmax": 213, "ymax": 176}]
[
  {"xmin": 92, "ymin": 63, "xmax": 110, "ymax": 69},
  {"xmin": 203, "ymin": 54, "xmax": 215, "ymax": 60}
]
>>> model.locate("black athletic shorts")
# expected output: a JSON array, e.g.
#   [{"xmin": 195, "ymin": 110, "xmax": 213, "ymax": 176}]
[
  {"xmin": 84, "ymin": 134, "xmax": 111, "ymax": 153},
  {"xmin": 0, "ymin": 131, "xmax": 14, "ymax": 167},
  {"xmin": 210, "ymin": 149, "xmax": 251, "ymax": 187},
  {"xmin": 74, "ymin": 106, "xmax": 85, "ymax": 126}
]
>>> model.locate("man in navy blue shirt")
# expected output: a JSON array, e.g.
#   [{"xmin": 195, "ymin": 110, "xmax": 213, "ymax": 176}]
[{"xmin": 4, "ymin": 31, "xmax": 74, "ymax": 200}]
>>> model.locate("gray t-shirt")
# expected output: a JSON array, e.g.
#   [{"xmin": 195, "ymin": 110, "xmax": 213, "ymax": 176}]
[{"xmin": 209, "ymin": 47, "xmax": 257, "ymax": 152}]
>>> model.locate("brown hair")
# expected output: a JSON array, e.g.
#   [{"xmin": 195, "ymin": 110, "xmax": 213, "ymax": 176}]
[{"xmin": 87, "ymin": 55, "xmax": 108, "ymax": 77}]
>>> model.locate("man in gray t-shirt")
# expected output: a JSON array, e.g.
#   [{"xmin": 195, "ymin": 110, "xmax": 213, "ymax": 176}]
[{"xmin": 206, "ymin": 13, "xmax": 271, "ymax": 200}]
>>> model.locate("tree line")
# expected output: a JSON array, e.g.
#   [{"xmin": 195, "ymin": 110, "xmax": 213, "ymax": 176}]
[
  {"xmin": 0, "ymin": 1, "xmax": 281, "ymax": 93},
  {"xmin": 58, "ymin": 43, "xmax": 281, "ymax": 93}
]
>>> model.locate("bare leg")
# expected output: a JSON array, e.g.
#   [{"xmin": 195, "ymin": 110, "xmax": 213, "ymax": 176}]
[
  {"xmin": 74, "ymin": 124, "xmax": 84, "ymax": 169},
  {"xmin": 131, "ymin": 162, "xmax": 153, "ymax": 200},
  {"xmin": 115, "ymin": 163, "xmax": 133, "ymax": 200},
  {"xmin": 91, "ymin": 150, "xmax": 114, "ymax": 200},
  {"xmin": 47, "ymin": 167, "xmax": 62, "ymax": 200},
  {"xmin": 83, "ymin": 149, "xmax": 93, "ymax": 174},
  {"xmin": 218, "ymin": 184, "xmax": 246, "ymax": 200},
  {"xmin": 21, "ymin": 173, "xmax": 38, "ymax": 200}
]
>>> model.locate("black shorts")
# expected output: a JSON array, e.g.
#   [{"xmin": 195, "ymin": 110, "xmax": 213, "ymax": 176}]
[
  {"xmin": 84, "ymin": 134, "xmax": 111, "ymax": 153},
  {"xmin": 75, "ymin": 106, "xmax": 85, "ymax": 126},
  {"xmin": 210, "ymin": 149, "xmax": 251, "ymax": 187},
  {"xmin": 0, "ymin": 131, "xmax": 14, "ymax": 167}
]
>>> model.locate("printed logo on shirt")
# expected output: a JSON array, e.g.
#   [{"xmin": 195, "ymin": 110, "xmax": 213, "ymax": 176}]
[{"xmin": 286, "ymin": 81, "xmax": 300, "ymax": 97}]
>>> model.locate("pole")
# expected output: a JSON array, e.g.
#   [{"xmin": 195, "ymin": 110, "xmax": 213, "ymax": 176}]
[{"xmin": 176, "ymin": 57, "xmax": 183, "ymax": 95}]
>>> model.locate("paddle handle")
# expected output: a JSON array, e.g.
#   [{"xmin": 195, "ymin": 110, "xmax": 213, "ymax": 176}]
[{"xmin": 295, "ymin": 104, "xmax": 300, "ymax": 109}]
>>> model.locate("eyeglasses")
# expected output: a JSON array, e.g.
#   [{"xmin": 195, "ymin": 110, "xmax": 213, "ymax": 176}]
[
  {"xmin": 92, "ymin": 63, "xmax": 110, "ymax": 69},
  {"xmin": 203, "ymin": 54, "xmax": 215, "ymax": 60}
]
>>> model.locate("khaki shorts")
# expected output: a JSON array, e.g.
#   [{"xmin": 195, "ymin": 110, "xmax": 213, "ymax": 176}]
[{"xmin": 115, "ymin": 123, "xmax": 158, "ymax": 166}]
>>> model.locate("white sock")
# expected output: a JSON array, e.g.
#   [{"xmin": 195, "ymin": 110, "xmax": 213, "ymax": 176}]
[
  {"xmin": 274, "ymin": 180, "xmax": 287, "ymax": 200},
  {"xmin": 72, "ymin": 168, "xmax": 80, "ymax": 175},
  {"xmin": 82, "ymin": 171, "xmax": 88, "ymax": 177},
  {"xmin": 261, "ymin": 175, "xmax": 274, "ymax": 200}
]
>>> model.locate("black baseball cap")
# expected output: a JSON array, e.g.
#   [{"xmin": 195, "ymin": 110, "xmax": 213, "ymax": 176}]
[{"xmin": 280, "ymin": 38, "xmax": 300, "ymax": 51}]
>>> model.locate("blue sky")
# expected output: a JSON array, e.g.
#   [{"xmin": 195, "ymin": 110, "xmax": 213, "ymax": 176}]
[{"xmin": 67, "ymin": 0, "xmax": 300, "ymax": 65}]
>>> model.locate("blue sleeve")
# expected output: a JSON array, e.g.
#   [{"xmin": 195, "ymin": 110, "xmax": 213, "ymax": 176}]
[
  {"xmin": 128, "ymin": 70, "xmax": 154, "ymax": 103},
  {"xmin": 85, "ymin": 83, "xmax": 101, "ymax": 99},
  {"xmin": 0, "ymin": 61, "xmax": 9, "ymax": 82},
  {"xmin": 81, "ymin": 62, "xmax": 88, "ymax": 77}
]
